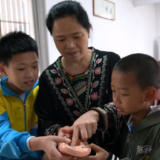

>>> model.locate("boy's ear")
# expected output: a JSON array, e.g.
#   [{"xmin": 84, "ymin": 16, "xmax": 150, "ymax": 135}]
[
  {"xmin": 0, "ymin": 63, "xmax": 7, "ymax": 77},
  {"xmin": 144, "ymin": 87, "xmax": 156, "ymax": 102}
]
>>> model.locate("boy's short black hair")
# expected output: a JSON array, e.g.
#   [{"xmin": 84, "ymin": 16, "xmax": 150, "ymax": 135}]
[
  {"xmin": 0, "ymin": 31, "xmax": 38, "ymax": 66},
  {"xmin": 114, "ymin": 53, "xmax": 160, "ymax": 89},
  {"xmin": 46, "ymin": 0, "xmax": 91, "ymax": 35}
]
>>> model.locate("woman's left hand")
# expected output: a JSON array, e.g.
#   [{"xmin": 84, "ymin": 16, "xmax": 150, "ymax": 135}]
[{"xmin": 62, "ymin": 110, "xmax": 99, "ymax": 146}]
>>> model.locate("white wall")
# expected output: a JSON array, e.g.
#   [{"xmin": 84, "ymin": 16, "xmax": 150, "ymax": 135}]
[
  {"xmin": 44, "ymin": 0, "xmax": 157, "ymax": 64},
  {"xmin": 155, "ymin": 3, "xmax": 160, "ymax": 60},
  {"xmin": 156, "ymin": 4, "xmax": 160, "ymax": 37}
]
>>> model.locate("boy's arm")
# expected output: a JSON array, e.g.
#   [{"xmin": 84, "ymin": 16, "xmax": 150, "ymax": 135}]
[
  {"xmin": 0, "ymin": 110, "xmax": 32, "ymax": 158},
  {"xmin": 0, "ymin": 109, "xmax": 72, "ymax": 160},
  {"xmin": 34, "ymin": 73, "xmax": 64, "ymax": 136}
]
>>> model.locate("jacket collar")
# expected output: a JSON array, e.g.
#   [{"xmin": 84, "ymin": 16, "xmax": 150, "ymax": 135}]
[
  {"xmin": 0, "ymin": 76, "xmax": 38, "ymax": 99},
  {"xmin": 126, "ymin": 105, "xmax": 160, "ymax": 132}
]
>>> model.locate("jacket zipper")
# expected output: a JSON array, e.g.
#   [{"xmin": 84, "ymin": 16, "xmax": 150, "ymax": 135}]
[
  {"xmin": 24, "ymin": 103, "xmax": 26, "ymax": 131},
  {"xmin": 129, "ymin": 131, "xmax": 133, "ymax": 159}
]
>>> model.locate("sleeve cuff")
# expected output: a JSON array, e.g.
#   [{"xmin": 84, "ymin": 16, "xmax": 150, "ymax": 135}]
[
  {"xmin": 26, "ymin": 136, "xmax": 35, "ymax": 151},
  {"xmin": 107, "ymin": 153, "xmax": 120, "ymax": 160},
  {"xmin": 91, "ymin": 107, "xmax": 109, "ymax": 131},
  {"xmin": 19, "ymin": 134, "xmax": 31, "ymax": 153}
]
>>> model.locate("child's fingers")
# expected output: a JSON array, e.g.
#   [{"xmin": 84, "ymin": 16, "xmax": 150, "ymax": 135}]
[
  {"xmin": 42, "ymin": 153, "xmax": 49, "ymax": 160},
  {"xmin": 89, "ymin": 143, "xmax": 101, "ymax": 152},
  {"xmin": 46, "ymin": 147, "xmax": 72, "ymax": 160},
  {"xmin": 61, "ymin": 126, "xmax": 73, "ymax": 134},
  {"xmin": 52, "ymin": 136, "xmax": 71, "ymax": 144},
  {"xmin": 74, "ymin": 156, "xmax": 95, "ymax": 160}
]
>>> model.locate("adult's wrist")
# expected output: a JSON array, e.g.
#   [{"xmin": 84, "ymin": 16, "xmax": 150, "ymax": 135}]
[
  {"xmin": 91, "ymin": 107, "xmax": 109, "ymax": 130},
  {"xmin": 88, "ymin": 110, "xmax": 99, "ymax": 122}
]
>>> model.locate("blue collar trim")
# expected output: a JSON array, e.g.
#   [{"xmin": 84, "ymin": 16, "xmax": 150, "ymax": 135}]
[
  {"xmin": 0, "ymin": 77, "xmax": 38, "ymax": 101},
  {"xmin": 128, "ymin": 124, "xmax": 136, "ymax": 132}
]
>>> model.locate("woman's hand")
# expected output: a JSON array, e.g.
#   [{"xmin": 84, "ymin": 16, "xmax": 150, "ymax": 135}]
[
  {"xmin": 74, "ymin": 143, "xmax": 109, "ymax": 160},
  {"xmin": 30, "ymin": 136, "xmax": 73, "ymax": 160},
  {"xmin": 62, "ymin": 110, "xmax": 99, "ymax": 146}
]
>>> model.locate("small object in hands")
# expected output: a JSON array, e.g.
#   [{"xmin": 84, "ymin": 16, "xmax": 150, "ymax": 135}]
[{"xmin": 58, "ymin": 143, "xmax": 91, "ymax": 157}]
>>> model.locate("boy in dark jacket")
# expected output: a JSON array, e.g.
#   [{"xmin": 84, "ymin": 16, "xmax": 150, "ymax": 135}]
[{"xmin": 76, "ymin": 53, "xmax": 160, "ymax": 160}]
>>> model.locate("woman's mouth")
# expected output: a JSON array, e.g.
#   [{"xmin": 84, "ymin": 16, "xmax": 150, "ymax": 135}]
[{"xmin": 66, "ymin": 51, "xmax": 78, "ymax": 56}]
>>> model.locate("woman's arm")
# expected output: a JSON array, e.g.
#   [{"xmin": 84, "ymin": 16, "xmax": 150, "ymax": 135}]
[
  {"xmin": 62, "ymin": 104, "xmax": 123, "ymax": 146},
  {"xmin": 91, "ymin": 103, "xmax": 123, "ymax": 132}
]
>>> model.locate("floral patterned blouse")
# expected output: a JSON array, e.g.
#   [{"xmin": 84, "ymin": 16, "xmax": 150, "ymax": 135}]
[{"xmin": 35, "ymin": 47, "xmax": 120, "ymax": 154}]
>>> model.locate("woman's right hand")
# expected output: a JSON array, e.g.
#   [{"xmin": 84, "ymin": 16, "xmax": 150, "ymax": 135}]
[{"xmin": 62, "ymin": 110, "xmax": 99, "ymax": 146}]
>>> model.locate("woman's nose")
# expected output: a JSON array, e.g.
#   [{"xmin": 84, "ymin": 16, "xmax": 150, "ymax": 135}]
[{"xmin": 66, "ymin": 39, "xmax": 75, "ymax": 48}]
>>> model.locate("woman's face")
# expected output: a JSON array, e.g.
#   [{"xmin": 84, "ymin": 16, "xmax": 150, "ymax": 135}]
[{"xmin": 52, "ymin": 16, "xmax": 90, "ymax": 61}]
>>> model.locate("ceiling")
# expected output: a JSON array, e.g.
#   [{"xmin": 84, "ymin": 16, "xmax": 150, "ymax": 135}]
[{"xmin": 133, "ymin": 0, "xmax": 160, "ymax": 6}]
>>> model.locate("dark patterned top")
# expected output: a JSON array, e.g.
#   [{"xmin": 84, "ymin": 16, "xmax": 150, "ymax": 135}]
[{"xmin": 35, "ymin": 47, "xmax": 120, "ymax": 154}]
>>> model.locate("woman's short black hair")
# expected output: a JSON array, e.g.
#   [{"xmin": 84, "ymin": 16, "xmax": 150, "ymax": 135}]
[
  {"xmin": 113, "ymin": 53, "xmax": 160, "ymax": 90},
  {"xmin": 46, "ymin": 0, "xmax": 92, "ymax": 35},
  {"xmin": 0, "ymin": 31, "xmax": 38, "ymax": 66}
]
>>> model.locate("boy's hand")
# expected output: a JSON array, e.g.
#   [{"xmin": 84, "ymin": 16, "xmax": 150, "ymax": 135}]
[
  {"xmin": 30, "ymin": 136, "xmax": 73, "ymax": 160},
  {"xmin": 42, "ymin": 153, "xmax": 49, "ymax": 160},
  {"xmin": 75, "ymin": 143, "xmax": 109, "ymax": 160},
  {"xmin": 58, "ymin": 126, "xmax": 72, "ymax": 139}
]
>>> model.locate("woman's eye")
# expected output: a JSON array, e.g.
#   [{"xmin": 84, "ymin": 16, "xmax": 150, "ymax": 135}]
[
  {"xmin": 74, "ymin": 35, "xmax": 82, "ymax": 39},
  {"xmin": 74, "ymin": 36, "xmax": 80, "ymax": 39},
  {"xmin": 17, "ymin": 69, "xmax": 25, "ymax": 71},
  {"xmin": 121, "ymin": 94, "xmax": 128, "ymax": 96},
  {"xmin": 58, "ymin": 39, "xmax": 65, "ymax": 42},
  {"xmin": 33, "ymin": 66, "xmax": 38, "ymax": 69}
]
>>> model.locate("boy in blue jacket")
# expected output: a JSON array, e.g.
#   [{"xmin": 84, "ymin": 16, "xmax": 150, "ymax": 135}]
[{"xmin": 0, "ymin": 31, "xmax": 72, "ymax": 160}]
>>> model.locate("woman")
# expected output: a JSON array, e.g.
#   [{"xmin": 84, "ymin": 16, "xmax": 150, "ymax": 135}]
[{"xmin": 35, "ymin": 0, "xmax": 120, "ymax": 157}]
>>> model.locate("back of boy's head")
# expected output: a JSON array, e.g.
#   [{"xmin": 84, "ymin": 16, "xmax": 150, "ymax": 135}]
[
  {"xmin": 0, "ymin": 31, "xmax": 38, "ymax": 66},
  {"xmin": 114, "ymin": 53, "xmax": 160, "ymax": 90}
]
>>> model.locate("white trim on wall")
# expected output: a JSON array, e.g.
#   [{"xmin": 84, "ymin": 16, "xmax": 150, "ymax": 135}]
[
  {"xmin": 158, "ymin": 37, "xmax": 160, "ymax": 60},
  {"xmin": 133, "ymin": 0, "xmax": 160, "ymax": 6}
]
